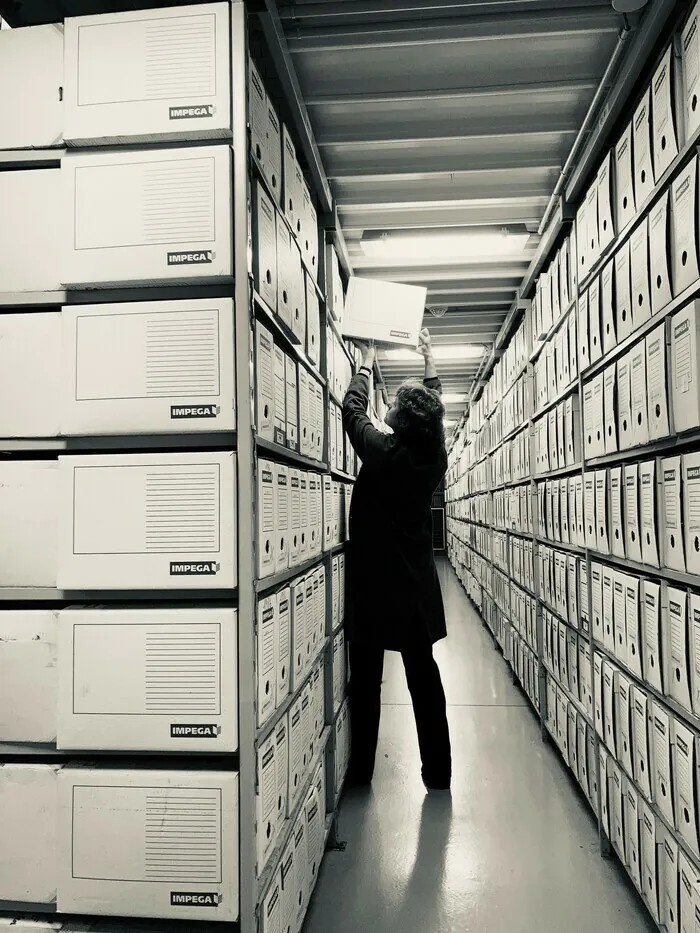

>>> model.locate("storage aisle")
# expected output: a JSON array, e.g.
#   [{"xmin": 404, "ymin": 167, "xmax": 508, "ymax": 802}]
[{"xmin": 304, "ymin": 559, "xmax": 653, "ymax": 933}]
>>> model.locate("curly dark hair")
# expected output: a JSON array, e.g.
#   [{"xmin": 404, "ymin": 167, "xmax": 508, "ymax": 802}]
[{"xmin": 392, "ymin": 379, "xmax": 445, "ymax": 451}]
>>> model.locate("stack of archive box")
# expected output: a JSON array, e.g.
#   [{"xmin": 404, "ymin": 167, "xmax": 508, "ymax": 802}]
[
  {"xmin": 0, "ymin": 5, "xmax": 354, "ymax": 933},
  {"xmin": 446, "ymin": 3, "xmax": 700, "ymax": 930}
]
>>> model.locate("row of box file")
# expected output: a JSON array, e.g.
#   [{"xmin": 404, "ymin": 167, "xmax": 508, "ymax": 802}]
[
  {"xmin": 533, "ymin": 393, "xmax": 581, "ymax": 475},
  {"xmin": 259, "ymin": 697, "xmax": 350, "ymax": 933},
  {"xmin": 256, "ymin": 667, "xmax": 326, "ymax": 873},
  {"xmin": 506, "ymin": 627, "xmax": 539, "ymax": 708},
  {"xmin": 536, "ymin": 476, "xmax": 585, "ymax": 548},
  {"xmin": 533, "ymin": 308, "xmax": 578, "ymax": 412},
  {"xmin": 544, "ymin": 673, "xmax": 599, "ymax": 813},
  {"xmin": 446, "ymin": 492, "xmax": 491, "ymax": 525},
  {"xmin": 582, "ymin": 456, "xmax": 700, "ymax": 574},
  {"xmin": 478, "ymin": 314, "xmax": 532, "ymax": 421},
  {"xmin": 493, "ymin": 484, "xmax": 535, "ymax": 534}
]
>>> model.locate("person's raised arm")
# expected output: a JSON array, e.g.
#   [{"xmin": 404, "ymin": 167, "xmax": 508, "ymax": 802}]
[
  {"xmin": 342, "ymin": 344, "xmax": 390, "ymax": 465},
  {"xmin": 418, "ymin": 328, "xmax": 441, "ymax": 394}
]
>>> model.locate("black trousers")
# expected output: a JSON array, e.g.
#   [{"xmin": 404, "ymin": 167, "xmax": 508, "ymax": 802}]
[{"xmin": 348, "ymin": 641, "xmax": 452, "ymax": 783}]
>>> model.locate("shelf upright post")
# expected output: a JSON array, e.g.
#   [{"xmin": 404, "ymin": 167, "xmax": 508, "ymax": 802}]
[{"xmin": 232, "ymin": 3, "xmax": 258, "ymax": 931}]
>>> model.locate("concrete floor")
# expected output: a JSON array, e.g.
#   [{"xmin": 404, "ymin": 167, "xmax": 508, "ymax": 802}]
[{"xmin": 305, "ymin": 559, "xmax": 656, "ymax": 933}]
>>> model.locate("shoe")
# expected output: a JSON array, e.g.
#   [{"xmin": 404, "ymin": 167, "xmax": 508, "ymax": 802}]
[{"xmin": 422, "ymin": 770, "xmax": 451, "ymax": 792}]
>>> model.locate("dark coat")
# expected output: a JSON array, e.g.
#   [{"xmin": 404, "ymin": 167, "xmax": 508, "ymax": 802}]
[{"xmin": 342, "ymin": 371, "xmax": 447, "ymax": 650}]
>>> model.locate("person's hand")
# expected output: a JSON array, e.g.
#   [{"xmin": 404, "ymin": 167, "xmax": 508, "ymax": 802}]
[
  {"xmin": 417, "ymin": 328, "xmax": 433, "ymax": 359},
  {"xmin": 361, "ymin": 344, "xmax": 376, "ymax": 370}
]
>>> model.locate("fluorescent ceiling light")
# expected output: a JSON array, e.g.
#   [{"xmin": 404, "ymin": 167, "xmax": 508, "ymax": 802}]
[
  {"xmin": 383, "ymin": 345, "xmax": 484, "ymax": 361},
  {"xmin": 361, "ymin": 227, "xmax": 530, "ymax": 262},
  {"xmin": 441, "ymin": 393, "xmax": 468, "ymax": 404}
]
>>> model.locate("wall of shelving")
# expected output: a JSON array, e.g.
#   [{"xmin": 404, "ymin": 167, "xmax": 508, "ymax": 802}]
[
  {"xmin": 447, "ymin": 3, "xmax": 700, "ymax": 931},
  {"xmin": 0, "ymin": 3, "xmax": 362, "ymax": 933}
]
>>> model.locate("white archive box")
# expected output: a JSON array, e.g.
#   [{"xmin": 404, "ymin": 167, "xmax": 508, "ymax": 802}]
[
  {"xmin": 0, "ymin": 460, "xmax": 59, "ymax": 589},
  {"xmin": 265, "ymin": 98, "xmax": 283, "ymax": 209},
  {"xmin": 341, "ymin": 276, "xmax": 426, "ymax": 348},
  {"xmin": 0, "ymin": 763, "xmax": 60, "ymax": 904},
  {"xmin": 615, "ymin": 121, "xmax": 636, "ymax": 233},
  {"xmin": 257, "ymin": 595, "xmax": 277, "ymax": 727},
  {"xmin": 61, "ymin": 299, "xmax": 236, "ymax": 435},
  {"xmin": 256, "ymin": 322, "xmax": 276, "ymax": 441},
  {"xmin": 630, "ymin": 217, "xmax": 652, "ymax": 330},
  {"xmin": 257, "ymin": 734, "xmax": 278, "ymax": 871},
  {"xmin": 665, "ymin": 586, "xmax": 692, "ymax": 711},
  {"xmin": 63, "ymin": 3, "xmax": 235, "ymax": 145},
  {"xmin": 273, "ymin": 344, "xmax": 287, "ymax": 446},
  {"xmin": 672, "ymin": 719, "xmax": 700, "ymax": 857},
  {"xmin": 57, "ymin": 451, "xmax": 237, "ymax": 590},
  {"xmin": 0, "ymin": 24, "xmax": 63, "ymax": 150},
  {"xmin": 646, "ymin": 324, "xmax": 670, "ymax": 440},
  {"xmin": 275, "ymin": 462, "xmax": 291, "ymax": 572},
  {"xmin": 648, "ymin": 190, "xmax": 673, "ymax": 315},
  {"xmin": 661, "ymin": 830, "xmax": 680, "ymax": 933},
  {"xmin": 0, "ymin": 167, "xmax": 62, "ymax": 293},
  {"xmin": 684, "ymin": 453, "xmax": 700, "ymax": 576},
  {"xmin": 642, "ymin": 579, "xmax": 664, "ymax": 693},
  {"xmin": 0, "ymin": 312, "xmax": 61, "ymax": 438},
  {"xmin": 61, "ymin": 145, "xmax": 233, "ymax": 287},
  {"xmin": 683, "ymin": 2, "xmax": 700, "ymax": 139},
  {"xmin": 662, "ymin": 457, "xmax": 686, "ymax": 572},
  {"xmin": 633, "ymin": 87, "xmax": 656, "ymax": 206},
  {"xmin": 641, "ymin": 801, "xmax": 661, "ymax": 924},
  {"xmin": 57, "ymin": 607, "xmax": 237, "ymax": 751},
  {"xmin": 631, "ymin": 685, "xmax": 652, "ymax": 799},
  {"xmin": 651, "ymin": 46, "xmax": 679, "ymax": 180},
  {"xmin": 249, "ymin": 56, "xmax": 267, "ymax": 168},
  {"xmin": 253, "ymin": 180, "xmax": 278, "ymax": 310},
  {"xmin": 671, "ymin": 300, "xmax": 700, "ymax": 432},
  {"xmin": 671, "ymin": 155, "xmax": 700, "ymax": 297},
  {"xmin": 0, "ymin": 611, "xmax": 58, "ymax": 744},
  {"xmin": 56, "ymin": 767, "xmax": 239, "ymax": 921},
  {"xmin": 615, "ymin": 237, "xmax": 634, "ymax": 342},
  {"xmin": 258, "ymin": 459, "xmax": 276, "ymax": 578},
  {"xmin": 651, "ymin": 701, "xmax": 675, "ymax": 826},
  {"xmin": 597, "ymin": 153, "xmax": 615, "ymax": 252}
]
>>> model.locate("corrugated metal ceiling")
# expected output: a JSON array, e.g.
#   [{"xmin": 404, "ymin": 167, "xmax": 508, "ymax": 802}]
[{"xmin": 277, "ymin": 0, "xmax": 626, "ymax": 425}]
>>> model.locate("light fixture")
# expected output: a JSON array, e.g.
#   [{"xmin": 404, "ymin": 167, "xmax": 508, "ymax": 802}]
[
  {"xmin": 441, "ymin": 393, "xmax": 468, "ymax": 404},
  {"xmin": 383, "ymin": 345, "xmax": 484, "ymax": 362},
  {"xmin": 360, "ymin": 226, "xmax": 531, "ymax": 262}
]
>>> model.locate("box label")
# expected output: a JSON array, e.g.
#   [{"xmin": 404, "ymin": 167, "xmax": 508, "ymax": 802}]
[
  {"xmin": 170, "ymin": 562, "xmax": 220, "ymax": 576},
  {"xmin": 170, "ymin": 724, "xmax": 221, "ymax": 738},
  {"xmin": 167, "ymin": 252, "xmax": 214, "ymax": 265},
  {"xmin": 170, "ymin": 892, "xmax": 222, "ymax": 907},
  {"xmin": 171, "ymin": 405, "xmax": 220, "ymax": 419},
  {"xmin": 169, "ymin": 105, "xmax": 216, "ymax": 120}
]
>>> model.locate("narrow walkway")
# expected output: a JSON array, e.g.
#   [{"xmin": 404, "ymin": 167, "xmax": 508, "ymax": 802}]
[{"xmin": 305, "ymin": 560, "xmax": 655, "ymax": 933}]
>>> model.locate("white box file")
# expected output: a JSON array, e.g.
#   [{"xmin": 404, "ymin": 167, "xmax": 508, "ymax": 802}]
[
  {"xmin": 62, "ymin": 145, "xmax": 233, "ymax": 287},
  {"xmin": 641, "ymin": 803, "xmax": 660, "ymax": 924},
  {"xmin": 0, "ymin": 611, "xmax": 58, "ymax": 743},
  {"xmin": 649, "ymin": 190, "xmax": 673, "ymax": 315},
  {"xmin": 257, "ymin": 458, "xmax": 276, "ymax": 578},
  {"xmin": 0, "ymin": 460, "xmax": 59, "ymax": 588},
  {"xmin": 0, "ymin": 312, "xmax": 61, "ymax": 438},
  {"xmin": 630, "ymin": 341, "xmax": 649, "ymax": 447},
  {"xmin": 683, "ymin": 3, "xmax": 700, "ymax": 139},
  {"xmin": 341, "ymin": 277, "xmax": 426, "ymax": 348},
  {"xmin": 630, "ymin": 217, "xmax": 652, "ymax": 330},
  {"xmin": 266, "ymin": 98, "xmax": 283, "ymax": 208},
  {"xmin": 291, "ymin": 577, "xmax": 306, "ymax": 687},
  {"xmin": 61, "ymin": 299, "xmax": 236, "ymax": 435},
  {"xmin": 652, "ymin": 702, "xmax": 675, "ymax": 825},
  {"xmin": 257, "ymin": 734, "xmax": 277, "ymax": 870},
  {"xmin": 249, "ymin": 56, "xmax": 267, "ymax": 168},
  {"xmin": 282, "ymin": 124, "xmax": 301, "ymax": 234},
  {"xmin": 63, "ymin": 4, "xmax": 233, "ymax": 145},
  {"xmin": 275, "ymin": 462, "xmax": 291, "ymax": 573},
  {"xmin": 651, "ymin": 47, "xmax": 678, "ymax": 179},
  {"xmin": 631, "ymin": 685, "xmax": 652, "ymax": 799},
  {"xmin": 0, "ymin": 764, "xmax": 59, "ymax": 904},
  {"xmin": 615, "ymin": 238, "xmax": 634, "ymax": 342},
  {"xmin": 0, "ymin": 24, "xmax": 63, "ymax": 150},
  {"xmin": 671, "ymin": 156, "xmax": 700, "ymax": 297},
  {"xmin": 253, "ymin": 181, "xmax": 278, "ymax": 310},
  {"xmin": 285, "ymin": 356, "xmax": 299, "ymax": 452},
  {"xmin": 615, "ymin": 122, "xmax": 636, "ymax": 232},
  {"xmin": 0, "ymin": 167, "xmax": 62, "ymax": 293},
  {"xmin": 57, "ymin": 451, "xmax": 237, "ymax": 590},
  {"xmin": 58, "ymin": 607, "xmax": 237, "ymax": 751},
  {"xmin": 633, "ymin": 87, "xmax": 655, "ymax": 206},
  {"xmin": 665, "ymin": 586, "xmax": 692, "ymax": 711},
  {"xmin": 671, "ymin": 300, "xmax": 700, "ymax": 432},
  {"xmin": 597, "ymin": 153, "xmax": 615, "ymax": 252},
  {"xmin": 306, "ymin": 273, "xmax": 321, "ymax": 366},
  {"xmin": 275, "ymin": 716, "xmax": 289, "ymax": 832},
  {"xmin": 646, "ymin": 324, "xmax": 670, "ymax": 440},
  {"xmin": 257, "ymin": 595, "xmax": 277, "ymax": 727},
  {"xmin": 256, "ymin": 322, "xmax": 276, "ymax": 441},
  {"xmin": 289, "ymin": 471, "xmax": 301, "ymax": 566},
  {"xmin": 289, "ymin": 245, "xmax": 306, "ymax": 346},
  {"xmin": 661, "ymin": 830, "xmax": 680, "ymax": 933},
  {"xmin": 273, "ymin": 344, "xmax": 287, "ymax": 447},
  {"xmin": 662, "ymin": 457, "xmax": 686, "ymax": 572},
  {"xmin": 642, "ymin": 580, "xmax": 664, "ymax": 693},
  {"xmin": 276, "ymin": 588, "xmax": 291, "ymax": 708},
  {"xmin": 672, "ymin": 720, "xmax": 700, "ymax": 857},
  {"xmin": 601, "ymin": 260, "xmax": 616, "ymax": 354},
  {"xmin": 276, "ymin": 212, "xmax": 293, "ymax": 331},
  {"xmin": 684, "ymin": 454, "xmax": 700, "ymax": 576},
  {"xmin": 57, "ymin": 768, "xmax": 239, "ymax": 921}
]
